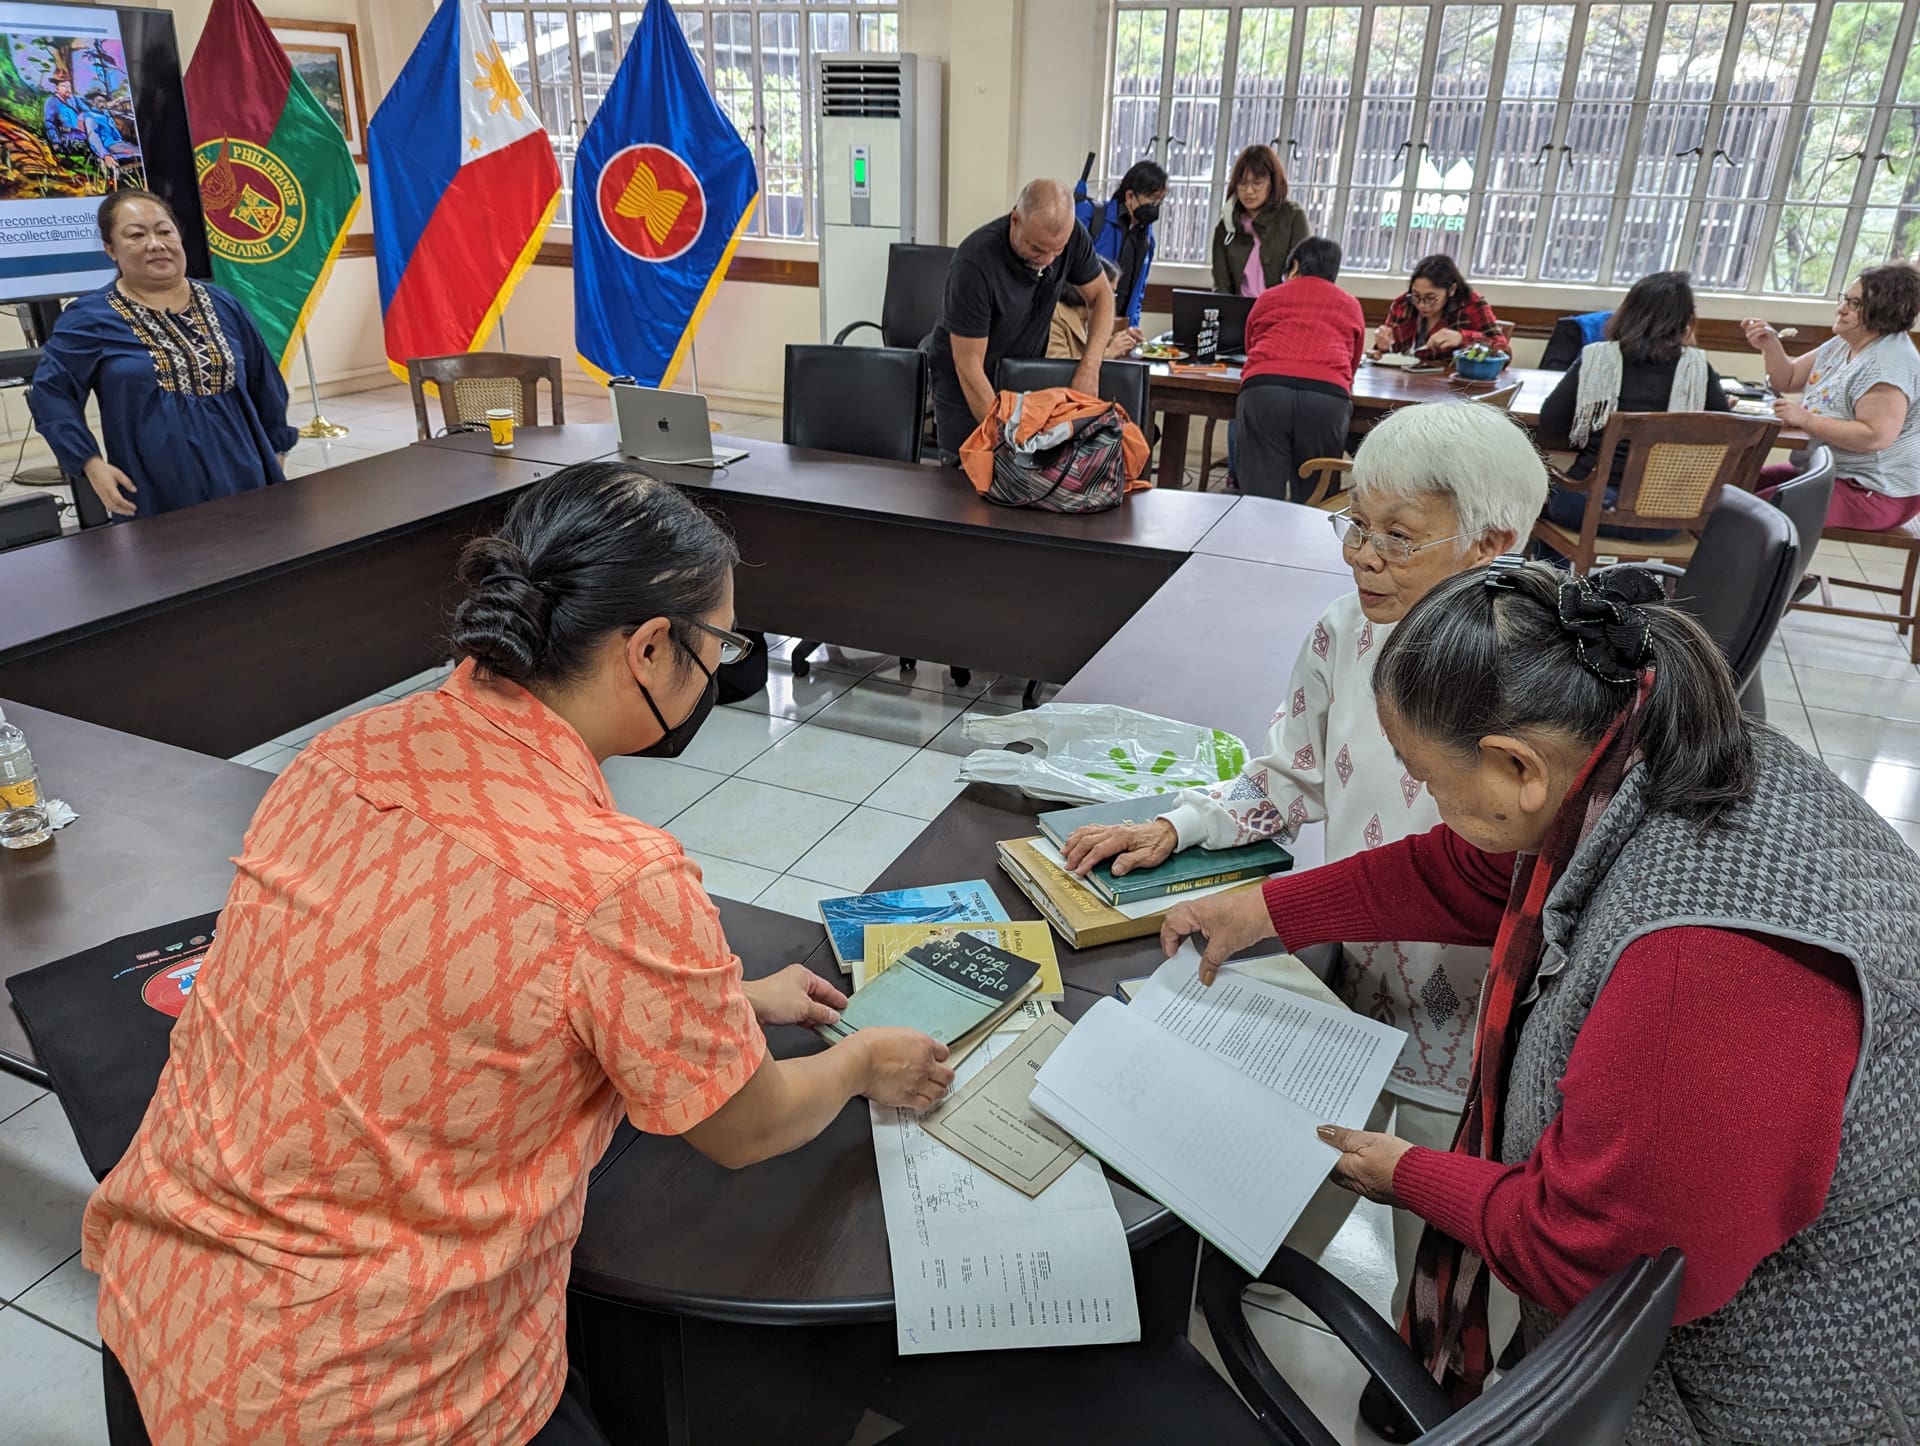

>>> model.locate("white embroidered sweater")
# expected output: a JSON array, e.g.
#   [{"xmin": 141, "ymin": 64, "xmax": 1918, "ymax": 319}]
[{"xmin": 1162, "ymin": 592, "xmax": 1487, "ymax": 1107}]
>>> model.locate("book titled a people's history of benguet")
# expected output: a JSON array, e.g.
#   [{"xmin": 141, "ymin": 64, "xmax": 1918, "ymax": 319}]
[{"xmin": 817, "ymin": 879, "xmax": 1009, "ymax": 971}]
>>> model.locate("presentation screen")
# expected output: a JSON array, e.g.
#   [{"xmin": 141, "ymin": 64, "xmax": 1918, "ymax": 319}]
[{"xmin": 0, "ymin": 2, "xmax": 207, "ymax": 305}]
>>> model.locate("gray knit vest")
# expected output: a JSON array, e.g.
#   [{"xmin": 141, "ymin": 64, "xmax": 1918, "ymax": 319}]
[{"xmin": 1501, "ymin": 727, "xmax": 1920, "ymax": 1444}]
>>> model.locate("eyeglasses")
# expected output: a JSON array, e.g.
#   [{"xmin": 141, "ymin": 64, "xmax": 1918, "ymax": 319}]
[
  {"xmin": 1837, "ymin": 294, "xmax": 1863, "ymax": 313},
  {"xmin": 684, "ymin": 618, "xmax": 753, "ymax": 666},
  {"xmin": 1407, "ymin": 289, "xmax": 1448, "ymax": 308},
  {"xmin": 1330, "ymin": 509, "xmax": 1475, "ymax": 566}
]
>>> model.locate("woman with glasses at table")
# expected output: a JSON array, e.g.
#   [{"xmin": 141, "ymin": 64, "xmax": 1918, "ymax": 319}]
[
  {"xmin": 1064, "ymin": 402, "xmax": 1546, "ymax": 1345},
  {"xmin": 81, "ymin": 461, "xmax": 953, "ymax": 1446},
  {"xmin": 1744, "ymin": 262, "xmax": 1920, "ymax": 530},
  {"xmin": 1369, "ymin": 254, "xmax": 1505, "ymax": 362}
]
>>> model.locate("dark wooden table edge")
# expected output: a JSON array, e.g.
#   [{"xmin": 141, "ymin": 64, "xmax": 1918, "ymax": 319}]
[
  {"xmin": 0, "ymin": 485, "xmax": 534, "ymax": 667},
  {"xmin": 567, "ymin": 1200, "xmax": 1187, "ymax": 1326}
]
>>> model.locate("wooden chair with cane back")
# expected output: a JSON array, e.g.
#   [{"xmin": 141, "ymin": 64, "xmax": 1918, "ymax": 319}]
[
  {"xmin": 407, "ymin": 353, "xmax": 568, "ymax": 441},
  {"xmin": 1529, "ymin": 411, "xmax": 1781, "ymax": 573}
]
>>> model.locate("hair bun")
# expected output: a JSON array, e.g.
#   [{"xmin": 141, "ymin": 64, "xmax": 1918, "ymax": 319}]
[
  {"xmin": 451, "ymin": 536, "xmax": 551, "ymax": 683},
  {"xmin": 1556, "ymin": 569, "xmax": 1660, "ymax": 685}
]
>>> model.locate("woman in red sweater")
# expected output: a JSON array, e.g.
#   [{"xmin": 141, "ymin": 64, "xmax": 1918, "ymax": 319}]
[
  {"xmin": 1160, "ymin": 560, "xmax": 1919, "ymax": 1442},
  {"xmin": 1234, "ymin": 235, "xmax": 1366, "ymax": 500}
]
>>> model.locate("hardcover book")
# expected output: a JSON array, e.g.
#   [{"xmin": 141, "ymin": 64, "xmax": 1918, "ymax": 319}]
[
  {"xmin": 1086, "ymin": 837, "xmax": 1292, "ymax": 907},
  {"xmin": 858, "ymin": 922, "xmax": 1063, "ymax": 1001}
]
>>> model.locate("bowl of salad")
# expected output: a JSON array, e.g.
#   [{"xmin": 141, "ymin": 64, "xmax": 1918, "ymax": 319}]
[{"xmin": 1452, "ymin": 343, "xmax": 1511, "ymax": 381}]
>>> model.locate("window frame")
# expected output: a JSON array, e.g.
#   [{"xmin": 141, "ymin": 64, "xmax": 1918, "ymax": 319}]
[
  {"xmin": 1101, "ymin": 0, "xmax": 1920, "ymax": 298},
  {"xmin": 480, "ymin": 1, "xmax": 900, "ymax": 242}
]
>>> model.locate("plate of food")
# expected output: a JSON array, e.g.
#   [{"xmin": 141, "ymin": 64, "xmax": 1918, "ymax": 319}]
[
  {"xmin": 1136, "ymin": 341, "xmax": 1187, "ymax": 361},
  {"xmin": 1368, "ymin": 352, "xmax": 1418, "ymax": 368}
]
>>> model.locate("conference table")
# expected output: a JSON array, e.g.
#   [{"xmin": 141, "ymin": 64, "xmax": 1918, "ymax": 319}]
[
  {"xmin": 0, "ymin": 425, "xmax": 1359, "ymax": 1440},
  {"xmin": 1148, "ymin": 359, "xmax": 1565, "ymax": 489}
]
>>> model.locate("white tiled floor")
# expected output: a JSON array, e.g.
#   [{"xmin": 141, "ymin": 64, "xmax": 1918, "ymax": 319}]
[{"xmin": 9, "ymin": 382, "xmax": 1920, "ymax": 1439}]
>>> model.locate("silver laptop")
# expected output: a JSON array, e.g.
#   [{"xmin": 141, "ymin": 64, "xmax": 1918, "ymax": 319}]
[{"xmin": 611, "ymin": 383, "xmax": 748, "ymax": 468}]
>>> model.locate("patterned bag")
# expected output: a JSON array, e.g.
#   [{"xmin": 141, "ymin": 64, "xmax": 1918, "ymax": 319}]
[{"xmin": 983, "ymin": 394, "xmax": 1134, "ymax": 513}]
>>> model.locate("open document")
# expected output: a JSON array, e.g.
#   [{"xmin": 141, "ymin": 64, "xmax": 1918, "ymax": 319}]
[
  {"xmin": 872, "ymin": 1029, "xmax": 1141, "ymax": 1356},
  {"xmin": 1030, "ymin": 943, "xmax": 1405, "ymax": 1275}
]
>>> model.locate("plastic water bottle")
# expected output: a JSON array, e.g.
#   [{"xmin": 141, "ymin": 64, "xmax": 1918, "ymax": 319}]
[
  {"xmin": 1196, "ymin": 307, "xmax": 1220, "ymax": 365},
  {"xmin": 0, "ymin": 706, "xmax": 50, "ymax": 849}
]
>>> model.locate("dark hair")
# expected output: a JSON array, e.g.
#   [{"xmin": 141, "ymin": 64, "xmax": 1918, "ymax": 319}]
[
  {"xmin": 97, "ymin": 188, "xmax": 176, "ymax": 245},
  {"xmin": 1408, "ymin": 254, "xmax": 1470, "ymax": 313},
  {"xmin": 1228, "ymin": 144, "xmax": 1288, "ymax": 210},
  {"xmin": 450, "ymin": 460, "xmax": 740, "ymax": 687},
  {"xmin": 1114, "ymin": 159, "xmax": 1168, "ymax": 205},
  {"xmin": 1854, "ymin": 263, "xmax": 1920, "ymax": 336},
  {"xmin": 1605, "ymin": 270, "xmax": 1697, "ymax": 364},
  {"xmin": 1373, "ymin": 563, "xmax": 1755, "ymax": 826},
  {"xmin": 1286, "ymin": 236, "xmax": 1341, "ymax": 282}
]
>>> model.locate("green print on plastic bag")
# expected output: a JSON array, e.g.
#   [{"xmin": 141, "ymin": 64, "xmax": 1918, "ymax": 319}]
[{"xmin": 1083, "ymin": 733, "xmax": 1249, "ymax": 794}]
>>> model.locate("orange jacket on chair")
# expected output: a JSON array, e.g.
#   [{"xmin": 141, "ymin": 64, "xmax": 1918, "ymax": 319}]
[{"xmin": 958, "ymin": 386, "xmax": 1152, "ymax": 496}]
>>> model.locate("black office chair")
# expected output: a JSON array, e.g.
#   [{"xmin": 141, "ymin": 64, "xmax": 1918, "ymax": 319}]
[
  {"xmin": 0, "ymin": 489, "xmax": 61, "ymax": 550},
  {"xmin": 1746, "ymin": 446, "xmax": 1833, "ymax": 718},
  {"xmin": 1597, "ymin": 485, "xmax": 1811, "ymax": 722},
  {"xmin": 887, "ymin": 1246, "xmax": 1684, "ymax": 1445},
  {"xmin": 780, "ymin": 344, "xmax": 968, "ymax": 685},
  {"xmin": 782, "ymin": 343, "xmax": 927, "ymax": 463},
  {"xmin": 832, "ymin": 243, "xmax": 956, "ymax": 349},
  {"xmin": 1202, "ymin": 1245, "xmax": 1685, "ymax": 1444},
  {"xmin": 996, "ymin": 355, "xmax": 1153, "ymax": 437}
]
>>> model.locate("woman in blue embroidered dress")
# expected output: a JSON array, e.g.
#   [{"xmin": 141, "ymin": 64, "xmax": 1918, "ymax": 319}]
[{"xmin": 28, "ymin": 189, "xmax": 297, "ymax": 520}]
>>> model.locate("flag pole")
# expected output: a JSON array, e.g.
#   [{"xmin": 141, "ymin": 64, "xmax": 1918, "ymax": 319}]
[
  {"xmin": 296, "ymin": 334, "xmax": 350, "ymax": 439},
  {"xmin": 689, "ymin": 339, "xmax": 700, "ymax": 396},
  {"xmin": 497, "ymin": 318, "xmax": 508, "ymax": 351}
]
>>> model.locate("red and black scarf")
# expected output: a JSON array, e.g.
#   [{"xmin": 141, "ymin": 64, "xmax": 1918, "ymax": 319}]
[{"xmin": 1404, "ymin": 676, "xmax": 1651, "ymax": 1400}]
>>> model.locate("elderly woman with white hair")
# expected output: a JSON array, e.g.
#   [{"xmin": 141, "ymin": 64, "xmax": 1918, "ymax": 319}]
[{"xmin": 1065, "ymin": 400, "xmax": 1548, "ymax": 1313}]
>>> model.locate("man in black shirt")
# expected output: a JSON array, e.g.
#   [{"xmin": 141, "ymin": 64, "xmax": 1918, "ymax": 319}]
[{"xmin": 926, "ymin": 179, "xmax": 1114, "ymax": 459}]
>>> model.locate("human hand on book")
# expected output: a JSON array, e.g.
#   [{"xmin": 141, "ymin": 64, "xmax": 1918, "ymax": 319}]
[
  {"xmin": 1316, "ymin": 1125, "xmax": 1415, "ymax": 1206},
  {"xmin": 1062, "ymin": 818, "xmax": 1177, "ymax": 877},
  {"xmin": 1159, "ymin": 887, "xmax": 1278, "ymax": 983},
  {"xmin": 857, "ymin": 1029, "xmax": 955, "ymax": 1112},
  {"xmin": 746, "ymin": 964, "xmax": 849, "ymax": 1028}
]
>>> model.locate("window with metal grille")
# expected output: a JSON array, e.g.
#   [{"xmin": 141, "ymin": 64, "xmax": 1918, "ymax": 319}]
[
  {"xmin": 480, "ymin": 1, "xmax": 899, "ymax": 240},
  {"xmin": 1103, "ymin": 0, "xmax": 1920, "ymax": 297}
]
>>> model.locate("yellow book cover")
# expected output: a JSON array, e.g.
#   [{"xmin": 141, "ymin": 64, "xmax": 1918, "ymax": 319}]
[{"xmin": 858, "ymin": 921, "xmax": 1064, "ymax": 1000}]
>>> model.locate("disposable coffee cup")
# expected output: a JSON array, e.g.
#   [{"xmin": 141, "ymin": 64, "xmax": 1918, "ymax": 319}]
[{"xmin": 486, "ymin": 408, "xmax": 515, "ymax": 451}]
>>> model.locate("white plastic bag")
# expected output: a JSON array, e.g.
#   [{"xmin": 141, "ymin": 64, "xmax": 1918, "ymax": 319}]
[{"xmin": 955, "ymin": 703, "xmax": 1249, "ymax": 804}]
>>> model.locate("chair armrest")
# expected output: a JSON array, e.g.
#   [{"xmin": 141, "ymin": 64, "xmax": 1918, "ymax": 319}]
[
  {"xmin": 1297, "ymin": 457, "xmax": 1351, "ymax": 509},
  {"xmin": 1194, "ymin": 1248, "xmax": 1345, "ymax": 1446},
  {"xmin": 832, "ymin": 320, "xmax": 882, "ymax": 346},
  {"xmin": 1198, "ymin": 1246, "xmax": 1454, "ymax": 1440},
  {"xmin": 1548, "ymin": 465, "xmax": 1595, "ymax": 492}
]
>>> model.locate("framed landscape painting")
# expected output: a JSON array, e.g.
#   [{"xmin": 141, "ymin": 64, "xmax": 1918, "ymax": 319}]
[{"xmin": 267, "ymin": 18, "xmax": 368, "ymax": 160}]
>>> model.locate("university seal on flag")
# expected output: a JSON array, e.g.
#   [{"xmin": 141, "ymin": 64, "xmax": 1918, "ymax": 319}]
[
  {"xmin": 595, "ymin": 143, "xmax": 706, "ymax": 263},
  {"xmin": 193, "ymin": 137, "xmax": 309, "ymax": 265}
]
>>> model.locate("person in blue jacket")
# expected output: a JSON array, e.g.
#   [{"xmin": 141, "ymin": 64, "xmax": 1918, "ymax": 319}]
[
  {"xmin": 28, "ymin": 190, "xmax": 297, "ymax": 520},
  {"xmin": 1074, "ymin": 159, "xmax": 1167, "ymax": 332}
]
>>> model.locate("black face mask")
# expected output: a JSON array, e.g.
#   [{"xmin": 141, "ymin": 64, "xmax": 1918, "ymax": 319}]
[
  {"xmin": 1131, "ymin": 202, "xmax": 1161, "ymax": 227},
  {"xmin": 632, "ymin": 641, "xmax": 717, "ymax": 758}
]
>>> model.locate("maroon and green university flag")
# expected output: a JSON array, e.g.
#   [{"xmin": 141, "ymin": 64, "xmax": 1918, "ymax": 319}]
[{"xmin": 182, "ymin": 0, "xmax": 361, "ymax": 370}]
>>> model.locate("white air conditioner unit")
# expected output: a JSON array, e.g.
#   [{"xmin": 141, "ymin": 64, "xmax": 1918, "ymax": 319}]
[{"xmin": 816, "ymin": 53, "xmax": 943, "ymax": 345}]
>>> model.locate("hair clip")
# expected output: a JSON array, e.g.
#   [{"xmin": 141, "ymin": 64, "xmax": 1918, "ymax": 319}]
[{"xmin": 1484, "ymin": 554, "xmax": 1528, "ymax": 590}]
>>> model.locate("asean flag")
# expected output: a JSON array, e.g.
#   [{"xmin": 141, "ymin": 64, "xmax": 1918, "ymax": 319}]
[
  {"xmin": 367, "ymin": 0, "xmax": 560, "ymax": 375},
  {"xmin": 573, "ymin": 0, "xmax": 758, "ymax": 388}
]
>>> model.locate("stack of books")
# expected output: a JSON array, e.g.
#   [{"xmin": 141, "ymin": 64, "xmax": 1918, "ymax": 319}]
[
  {"xmin": 997, "ymin": 796, "xmax": 1292, "ymax": 949},
  {"xmin": 817, "ymin": 933, "xmax": 1043, "ymax": 1067}
]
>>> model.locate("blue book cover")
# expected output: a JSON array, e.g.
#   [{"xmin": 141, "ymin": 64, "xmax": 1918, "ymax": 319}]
[{"xmin": 817, "ymin": 880, "xmax": 1008, "ymax": 969}]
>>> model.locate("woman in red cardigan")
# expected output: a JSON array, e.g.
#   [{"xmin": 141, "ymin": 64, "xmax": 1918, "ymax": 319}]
[
  {"xmin": 1234, "ymin": 235, "xmax": 1366, "ymax": 499},
  {"xmin": 1159, "ymin": 560, "xmax": 1918, "ymax": 1443},
  {"xmin": 1369, "ymin": 254, "xmax": 1504, "ymax": 361}
]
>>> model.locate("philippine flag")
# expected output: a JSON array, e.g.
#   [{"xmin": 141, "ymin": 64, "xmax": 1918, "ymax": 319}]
[
  {"xmin": 572, "ymin": 0, "xmax": 758, "ymax": 388},
  {"xmin": 368, "ymin": 0, "xmax": 561, "ymax": 375}
]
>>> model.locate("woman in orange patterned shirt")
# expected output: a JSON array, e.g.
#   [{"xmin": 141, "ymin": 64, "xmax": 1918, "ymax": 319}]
[{"xmin": 84, "ymin": 462, "xmax": 953, "ymax": 1445}]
